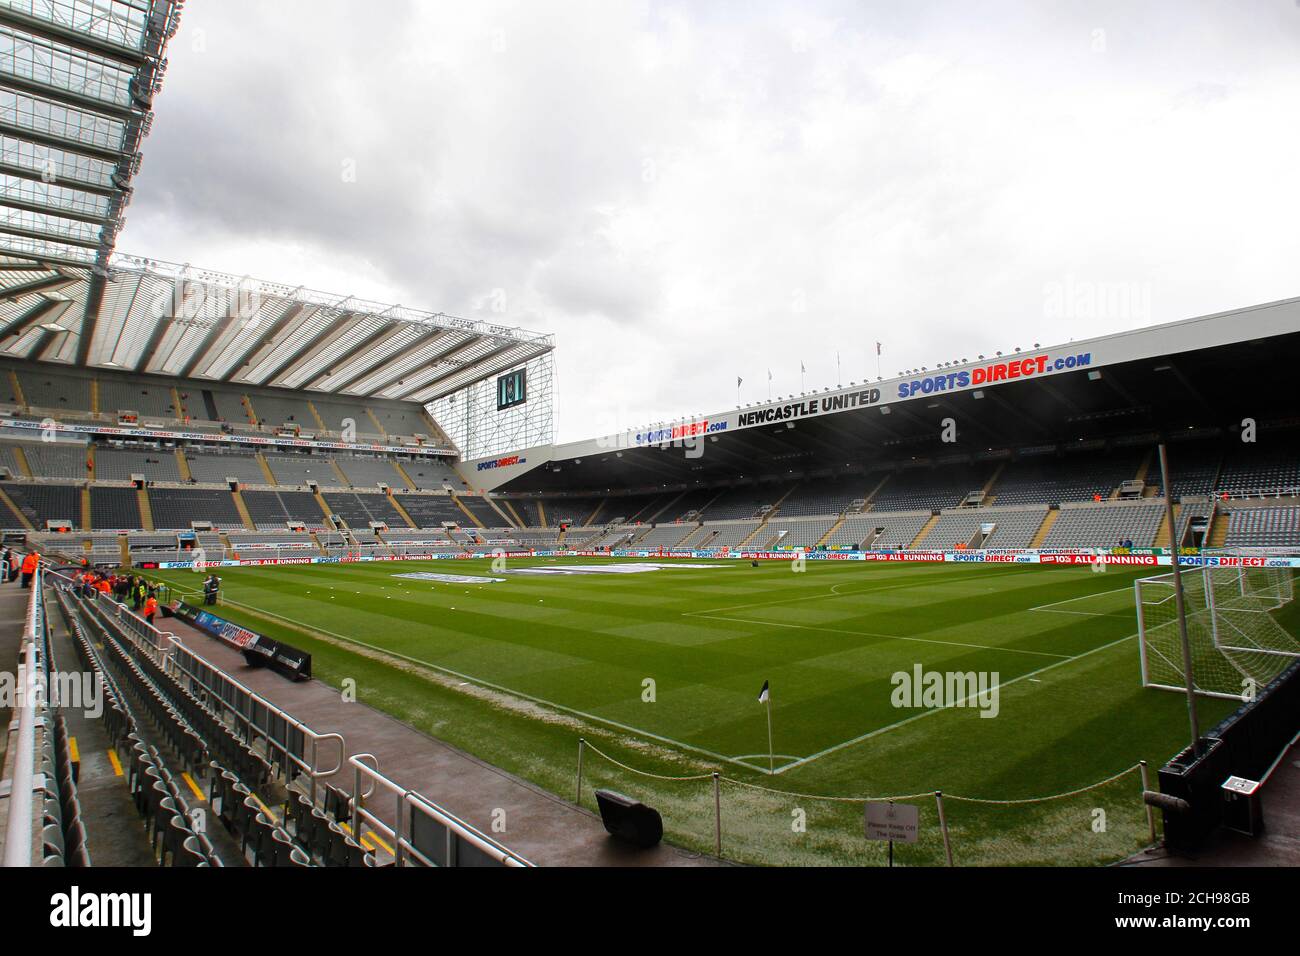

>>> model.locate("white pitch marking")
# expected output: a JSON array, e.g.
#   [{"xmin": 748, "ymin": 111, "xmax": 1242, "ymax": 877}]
[
  {"xmin": 690, "ymin": 613, "xmax": 1071, "ymax": 659},
  {"xmin": 214, "ymin": 598, "xmax": 758, "ymax": 773},
  {"xmin": 771, "ymin": 632, "xmax": 1138, "ymax": 775}
]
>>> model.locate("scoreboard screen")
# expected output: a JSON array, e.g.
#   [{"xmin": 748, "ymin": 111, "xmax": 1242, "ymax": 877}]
[{"xmin": 496, "ymin": 368, "xmax": 527, "ymax": 410}]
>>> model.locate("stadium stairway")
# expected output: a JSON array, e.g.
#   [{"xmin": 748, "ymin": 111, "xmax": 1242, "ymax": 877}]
[
  {"xmin": 1029, "ymin": 508, "xmax": 1059, "ymax": 547},
  {"xmin": 306, "ymin": 401, "xmax": 327, "ymax": 433},
  {"xmin": 80, "ymin": 486, "xmax": 91, "ymax": 530},
  {"xmin": 390, "ymin": 459, "xmax": 415, "ymax": 489},
  {"xmin": 908, "ymin": 513, "xmax": 942, "ymax": 548},
  {"xmin": 152, "ymin": 608, "xmax": 719, "ymax": 867},
  {"xmin": 386, "ymin": 493, "xmax": 417, "ymax": 529},
  {"xmin": 255, "ymin": 452, "xmax": 277, "ymax": 485},
  {"xmin": 231, "ymin": 490, "xmax": 256, "ymax": 530},
  {"xmin": 12, "ymin": 444, "xmax": 32, "ymax": 478},
  {"xmin": 136, "ymin": 487, "xmax": 155, "ymax": 532},
  {"xmin": 455, "ymin": 494, "xmax": 488, "ymax": 528},
  {"xmin": 0, "ymin": 486, "xmax": 33, "ymax": 530}
]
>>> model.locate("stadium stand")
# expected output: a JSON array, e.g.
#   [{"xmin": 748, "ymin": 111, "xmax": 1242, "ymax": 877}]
[
  {"xmin": 24, "ymin": 441, "xmax": 90, "ymax": 480},
  {"xmin": 242, "ymin": 490, "xmax": 326, "ymax": 528},
  {"xmin": 1039, "ymin": 501, "xmax": 1166, "ymax": 549},
  {"xmin": 1223, "ymin": 504, "xmax": 1300, "ymax": 548},
  {"xmin": 149, "ymin": 489, "xmax": 244, "ymax": 530},
  {"xmin": 761, "ymin": 515, "xmax": 837, "ymax": 549},
  {"xmin": 394, "ymin": 494, "xmax": 467, "ymax": 527},
  {"xmin": 186, "ymin": 451, "xmax": 268, "ymax": 485},
  {"xmin": 16, "ymin": 367, "xmax": 92, "ymax": 412},
  {"xmin": 95, "ymin": 446, "xmax": 183, "ymax": 482},
  {"xmin": 3, "ymin": 483, "xmax": 80, "ymax": 528},
  {"xmin": 1217, "ymin": 446, "xmax": 1300, "ymax": 498},
  {"xmin": 988, "ymin": 451, "xmax": 1142, "ymax": 506},
  {"xmin": 97, "ymin": 379, "xmax": 178, "ymax": 419},
  {"xmin": 90, "ymin": 486, "xmax": 144, "ymax": 530},
  {"xmin": 334, "ymin": 456, "xmax": 401, "ymax": 488},
  {"xmin": 322, "ymin": 492, "xmax": 407, "ymax": 527},
  {"xmin": 701, "ymin": 484, "xmax": 789, "ymax": 520},
  {"xmin": 267, "ymin": 455, "xmax": 338, "ymax": 487},
  {"xmin": 919, "ymin": 506, "xmax": 1049, "ymax": 550},
  {"xmin": 775, "ymin": 476, "xmax": 873, "ymax": 517},
  {"xmin": 869, "ymin": 465, "xmax": 988, "ymax": 512}
]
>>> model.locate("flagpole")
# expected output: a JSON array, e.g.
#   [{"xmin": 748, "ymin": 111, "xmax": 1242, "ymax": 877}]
[{"xmin": 765, "ymin": 694, "xmax": 774, "ymax": 774}]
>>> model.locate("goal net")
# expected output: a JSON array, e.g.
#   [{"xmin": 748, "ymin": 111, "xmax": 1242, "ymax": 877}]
[{"xmin": 1137, "ymin": 564, "xmax": 1298, "ymax": 700}]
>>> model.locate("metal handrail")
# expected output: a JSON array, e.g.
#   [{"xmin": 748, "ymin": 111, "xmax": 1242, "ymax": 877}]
[
  {"xmin": 348, "ymin": 754, "xmax": 532, "ymax": 868},
  {"xmin": 2, "ymin": 565, "xmax": 44, "ymax": 866},
  {"xmin": 63, "ymin": 575, "xmax": 345, "ymax": 799}
]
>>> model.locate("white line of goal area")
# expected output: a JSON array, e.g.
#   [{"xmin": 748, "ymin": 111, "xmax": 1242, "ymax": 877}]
[{"xmin": 1027, "ymin": 585, "xmax": 1135, "ymax": 616}]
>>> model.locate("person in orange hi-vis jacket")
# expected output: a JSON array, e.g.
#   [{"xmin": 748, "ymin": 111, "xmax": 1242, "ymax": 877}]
[
  {"xmin": 20, "ymin": 551, "xmax": 38, "ymax": 588},
  {"xmin": 142, "ymin": 594, "xmax": 158, "ymax": 625}
]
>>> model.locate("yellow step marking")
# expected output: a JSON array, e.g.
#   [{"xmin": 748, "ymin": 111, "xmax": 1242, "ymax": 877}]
[
  {"xmin": 106, "ymin": 748, "xmax": 123, "ymax": 776},
  {"xmin": 68, "ymin": 736, "xmax": 80, "ymax": 764},
  {"xmin": 181, "ymin": 772, "xmax": 206, "ymax": 803},
  {"xmin": 339, "ymin": 821, "xmax": 379, "ymax": 853},
  {"xmin": 251, "ymin": 795, "xmax": 279, "ymax": 823}
]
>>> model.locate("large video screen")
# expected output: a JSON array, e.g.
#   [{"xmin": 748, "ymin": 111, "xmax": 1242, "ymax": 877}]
[{"xmin": 496, "ymin": 367, "xmax": 527, "ymax": 410}]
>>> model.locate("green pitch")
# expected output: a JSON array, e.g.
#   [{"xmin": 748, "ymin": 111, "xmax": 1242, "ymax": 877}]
[{"xmin": 150, "ymin": 557, "xmax": 1248, "ymax": 865}]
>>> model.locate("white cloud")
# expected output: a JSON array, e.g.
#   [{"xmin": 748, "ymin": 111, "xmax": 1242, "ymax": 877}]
[{"xmin": 120, "ymin": 0, "xmax": 1300, "ymax": 443}]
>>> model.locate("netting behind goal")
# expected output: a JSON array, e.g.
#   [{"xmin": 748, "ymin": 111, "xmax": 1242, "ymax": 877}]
[{"xmin": 1137, "ymin": 566, "xmax": 1298, "ymax": 700}]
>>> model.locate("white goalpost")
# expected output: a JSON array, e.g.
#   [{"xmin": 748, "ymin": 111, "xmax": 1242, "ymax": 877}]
[{"xmin": 1136, "ymin": 561, "xmax": 1299, "ymax": 701}]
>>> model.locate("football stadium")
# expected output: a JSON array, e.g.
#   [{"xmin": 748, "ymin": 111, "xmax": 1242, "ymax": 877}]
[{"xmin": 0, "ymin": 3, "xmax": 1295, "ymax": 916}]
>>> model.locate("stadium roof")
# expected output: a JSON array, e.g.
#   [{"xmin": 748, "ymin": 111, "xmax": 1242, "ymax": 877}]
[
  {"xmin": 0, "ymin": 251, "xmax": 556, "ymax": 401},
  {"xmin": 484, "ymin": 295, "xmax": 1300, "ymax": 492},
  {"xmin": 0, "ymin": 0, "xmax": 182, "ymax": 269}
]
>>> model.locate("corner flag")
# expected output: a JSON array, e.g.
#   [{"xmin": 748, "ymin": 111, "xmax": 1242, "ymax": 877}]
[
  {"xmin": 758, "ymin": 680, "xmax": 774, "ymax": 772},
  {"xmin": 758, "ymin": 680, "xmax": 769, "ymax": 703}
]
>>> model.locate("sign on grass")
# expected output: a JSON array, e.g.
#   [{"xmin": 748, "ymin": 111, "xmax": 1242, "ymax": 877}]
[{"xmin": 865, "ymin": 802, "xmax": 920, "ymax": 843}]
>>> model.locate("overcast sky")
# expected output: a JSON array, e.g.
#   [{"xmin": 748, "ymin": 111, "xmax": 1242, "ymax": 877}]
[{"xmin": 119, "ymin": 0, "xmax": 1300, "ymax": 444}]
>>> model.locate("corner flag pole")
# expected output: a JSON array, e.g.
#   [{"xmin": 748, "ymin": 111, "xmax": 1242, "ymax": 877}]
[
  {"xmin": 758, "ymin": 679, "xmax": 774, "ymax": 773},
  {"xmin": 766, "ymin": 695, "xmax": 774, "ymax": 773}
]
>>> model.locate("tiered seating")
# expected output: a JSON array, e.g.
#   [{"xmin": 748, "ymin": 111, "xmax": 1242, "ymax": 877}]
[
  {"xmin": 266, "ymin": 455, "xmax": 336, "ymax": 486},
  {"xmin": 24, "ymin": 441, "xmax": 89, "ymax": 479},
  {"xmin": 509, "ymin": 498, "xmax": 542, "ymax": 527},
  {"xmin": 322, "ymin": 492, "xmax": 406, "ymax": 527},
  {"xmin": 595, "ymin": 493, "xmax": 668, "ymax": 524},
  {"xmin": 455, "ymin": 495, "xmax": 500, "ymax": 528},
  {"xmin": 1040, "ymin": 502, "xmax": 1165, "ymax": 549},
  {"xmin": 871, "ymin": 466, "xmax": 986, "ymax": 512},
  {"xmin": 1217, "ymin": 447, "xmax": 1300, "ymax": 498},
  {"xmin": 0, "ymin": 441, "xmax": 24, "ymax": 476},
  {"xmin": 634, "ymin": 524, "xmax": 697, "ymax": 548},
  {"xmin": 97, "ymin": 380, "xmax": 177, "ymax": 418},
  {"xmin": 395, "ymin": 457, "xmax": 457, "ymax": 490},
  {"xmin": 673, "ymin": 488, "xmax": 727, "ymax": 521},
  {"xmin": 55, "ymin": 589, "xmax": 223, "ymax": 866},
  {"xmin": 698, "ymin": 520, "xmax": 762, "ymax": 548},
  {"xmin": 701, "ymin": 485, "xmax": 787, "ymax": 520},
  {"xmin": 90, "ymin": 486, "xmax": 142, "ymax": 530},
  {"xmin": 1223, "ymin": 506, "xmax": 1300, "ymax": 547},
  {"xmin": 990, "ymin": 452, "xmax": 1140, "ymax": 505},
  {"xmin": 186, "ymin": 452, "xmax": 267, "ymax": 485},
  {"xmin": 394, "ymin": 494, "xmax": 465, "ymax": 528},
  {"xmin": 544, "ymin": 497, "xmax": 603, "ymax": 526},
  {"xmin": 241, "ymin": 490, "xmax": 325, "ymax": 527},
  {"xmin": 919, "ymin": 507, "xmax": 1048, "ymax": 550},
  {"xmin": 3, "ymin": 482, "xmax": 80, "ymax": 527},
  {"xmin": 825, "ymin": 511, "xmax": 934, "ymax": 550},
  {"xmin": 95, "ymin": 447, "xmax": 182, "ymax": 482},
  {"xmin": 775, "ymin": 476, "xmax": 872, "ymax": 517},
  {"xmin": 982, "ymin": 508, "xmax": 1049, "ymax": 549},
  {"xmin": 16, "ymin": 367, "xmax": 92, "ymax": 411},
  {"xmin": 247, "ymin": 392, "xmax": 313, "ymax": 427},
  {"xmin": 148, "ymin": 489, "xmax": 244, "ymax": 529},
  {"xmin": 335, "ymin": 456, "xmax": 400, "ymax": 488},
  {"xmin": 761, "ymin": 515, "xmax": 836, "ymax": 549}
]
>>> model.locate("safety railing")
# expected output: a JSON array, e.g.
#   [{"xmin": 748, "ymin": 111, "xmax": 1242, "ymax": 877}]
[
  {"xmin": 348, "ymin": 754, "xmax": 533, "ymax": 867},
  {"xmin": 60, "ymin": 573, "xmax": 345, "ymax": 800},
  {"xmin": 2, "ymin": 566, "xmax": 45, "ymax": 867}
]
